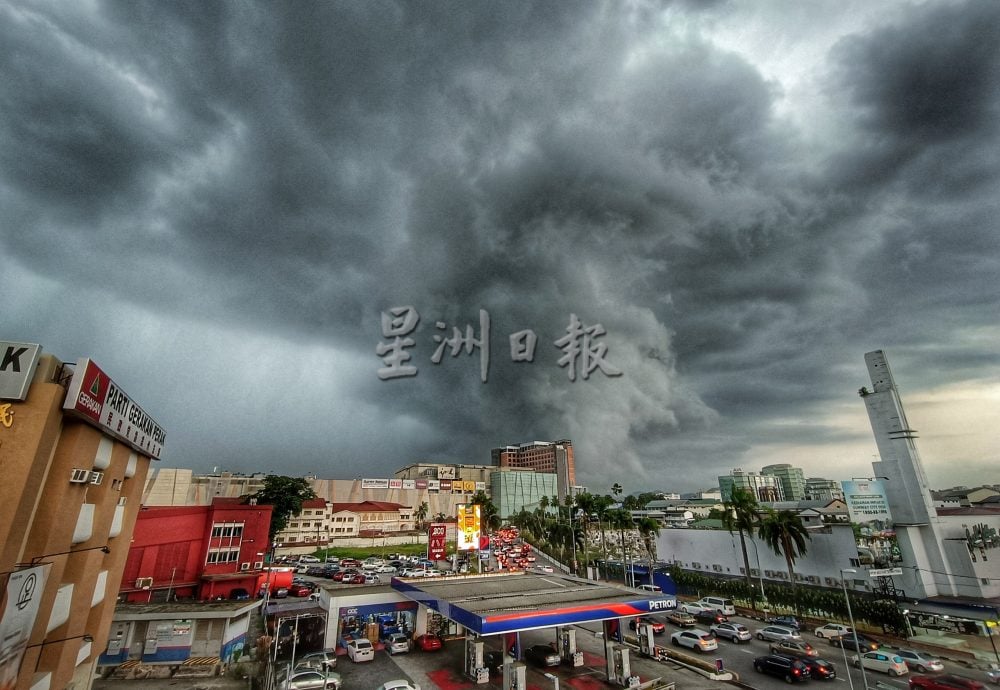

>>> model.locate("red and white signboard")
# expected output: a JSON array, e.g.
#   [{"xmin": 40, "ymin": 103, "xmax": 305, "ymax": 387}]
[
  {"xmin": 428, "ymin": 523, "xmax": 447, "ymax": 561},
  {"xmin": 63, "ymin": 358, "xmax": 165, "ymax": 459}
]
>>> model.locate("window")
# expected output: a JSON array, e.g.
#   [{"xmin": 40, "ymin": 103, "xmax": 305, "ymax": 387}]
[
  {"xmin": 206, "ymin": 548, "xmax": 240, "ymax": 564},
  {"xmin": 211, "ymin": 523, "xmax": 244, "ymax": 538}
]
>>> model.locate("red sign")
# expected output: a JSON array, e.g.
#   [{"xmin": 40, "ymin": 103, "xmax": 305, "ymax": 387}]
[
  {"xmin": 479, "ymin": 535, "xmax": 490, "ymax": 550},
  {"xmin": 428, "ymin": 523, "xmax": 447, "ymax": 561}
]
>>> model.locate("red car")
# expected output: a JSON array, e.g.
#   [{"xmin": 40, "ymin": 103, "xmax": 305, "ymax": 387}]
[
  {"xmin": 288, "ymin": 583, "xmax": 313, "ymax": 597},
  {"xmin": 413, "ymin": 634, "xmax": 443, "ymax": 651},
  {"xmin": 629, "ymin": 616, "xmax": 666, "ymax": 634},
  {"xmin": 910, "ymin": 676, "xmax": 986, "ymax": 690},
  {"xmin": 347, "ymin": 573, "xmax": 365, "ymax": 584}
]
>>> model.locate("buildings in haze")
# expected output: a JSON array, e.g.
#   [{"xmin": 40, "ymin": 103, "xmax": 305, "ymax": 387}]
[
  {"xmin": 0, "ymin": 343, "xmax": 162, "ymax": 690},
  {"xmin": 718, "ymin": 468, "xmax": 784, "ymax": 502},
  {"xmin": 761, "ymin": 463, "xmax": 806, "ymax": 501},
  {"xmin": 805, "ymin": 477, "xmax": 845, "ymax": 502}
]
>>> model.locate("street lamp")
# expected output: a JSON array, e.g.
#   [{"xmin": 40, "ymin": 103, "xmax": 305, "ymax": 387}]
[
  {"xmin": 841, "ymin": 568, "xmax": 869, "ymax": 690},
  {"xmin": 30, "ymin": 545, "xmax": 110, "ymax": 564}
]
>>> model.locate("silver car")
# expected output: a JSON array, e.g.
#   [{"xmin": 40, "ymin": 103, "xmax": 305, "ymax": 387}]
[
  {"xmin": 755, "ymin": 625, "xmax": 802, "ymax": 643},
  {"xmin": 277, "ymin": 669, "xmax": 342, "ymax": 690},
  {"xmin": 386, "ymin": 633, "xmax": 411, "ymax": 655},
  {"xmin": 895, "ymin": 649, "xmax": 944, "ymax": 673},
  {"xmin": 711, "ymin": 622, "xmax": 752, "ymax": 643}
]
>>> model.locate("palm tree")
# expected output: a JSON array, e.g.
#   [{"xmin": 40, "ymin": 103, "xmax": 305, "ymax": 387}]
[
  {"xmin": 470, "ymin": 491, "xmax": 501, "ymax": 531},
  {"xmin": 722, "ymin": 488, "xmax": 760, "ymax": 606},
  {"xmin": 415, "ymin": 501, "xmax": 429, "ymax": 529},
  {"xmin": 636, "ymin": 516, "xmax": 660, "ymax": 561},
  {"xmin": 758, "ymin": 508, "xmax": 811, "ymax": 596}
]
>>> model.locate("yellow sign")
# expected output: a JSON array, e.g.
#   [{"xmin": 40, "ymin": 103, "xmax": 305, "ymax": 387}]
[
  {"xmin": 0, "ymin": 404, "xmax": 12, "ymax": 428},
  {"xmin": 456, "ymin": 504, "xmax": 481, "ymax": 551}
]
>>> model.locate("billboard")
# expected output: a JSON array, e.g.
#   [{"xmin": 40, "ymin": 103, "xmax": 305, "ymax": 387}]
[
  {"xmin": 457, "ymin": 504, "xmax": 481, "ymax": 551},
  {"xmin": 389, "ymin": 479, "xmax": 402, "ymax": 489},
  {"xmin": 415, "ymin": 479, "xmax": 428, "ymax": 489},
  {"xmin": 63, "ymin": 358, "xmax": 166, "ymax": 459},
  {"xmin": 0, "ymin": 565, "xmax": 50, "ymax": 687},
  {"xmin": 402, "ymin": 479, "xmax": 416, "ymax": 490},
  {"xmin": 0, "ymin": 342, "xmax": 42, "ymax": 401},
  {"xmin": 437, "ymin": 466, "xmax": 456, "ymax": 480},
  {"xmin": 842, "ymin": 480, "xmax": 892, "ymax": 524},
  {"xmin": 428, "ymin": 523, "xmax": 448, "ymax": 561},
  {"xmin": 361, "ymin": 478, "xmax": 389, "ymax": 489}
]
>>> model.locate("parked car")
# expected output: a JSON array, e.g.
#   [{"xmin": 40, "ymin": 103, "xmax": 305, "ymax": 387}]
[
  {"xmin": 986, "ymin": 666, "xmax": 1000, "ymax": 685},
  {"xmin": 524, "ymin": 644, "xmax": 561, "ymax": 667},
  {"xmin": 376, "ymin": 565, "xmax": 397, "ymax": 574},
  {"xmin": 277, "ymin": 669, "xmax": 342, "ymax": 690},
  {"xmin": 629, "ymin": 616, "xmax": 666, "ymax": 634},
  {"xmin": 413, "ymin": 634, "xmax": 443, "ymax": 652},
  {"xmin": 679, "ymin": 601, "xmax": 716, "ymax": 615},
  {"xmin": 896, "ymin": 650, "xmax": 946, "ymax": 673},
  {"xmin": 802, "ymin": 657, "xmax": 838, "ymax": 680},
  {"xmin": 767, "ymin": 615, "xmax": 802, "ymax": 630},
  {"xmin": 910, "ymin": 675, "xmax": 987, "ymax": 690},
  {"xmin": 362, "ymin": 574, "xmax": 380, "ymax": 585},
  {"xmin": 345, "ymin": 638, "xmax": 374, "ymax": 663},
  {"xmin": 756, "ymin": 625, "xmax": 802, "ymax": 643},
  {"xmin": 295, "ymin": 651, "xmax": 337, "ymax": 671},
  {"xmin": 289, "ymin": 583, "xmax": 314, "ymax": 597},
  {"xmin": 273, "ymin": 587, "xmax": 289, "ymax": 599},
  {"xmin": 814, "ymin": 623, "xmax": 853, "ymax": 639},
  {"xmin": 754, "ymin": 654, "xmax": 811, "ymax": 683},
  {"xmin": 710, "ymin": 622, "xmax": 752, "ymax": 644},
  {"xmin": 376, "ymin": 682, "xmax": 421, "ymax": 690},
  {"xmin": 299, "ymin": 555, "xmax": 321, "ymax": 563},
  {"xmin": 694, "ymin": 610, "xmax": 728, "ymax": 626},
  {"xmin": 832, "ymin": 633, "xmax": 881, "ymax": 652},
  {"xmin": 306, "ymin": 566, "xmax": 326, "ymax": 576},
  {"xmin": 664, "ymin": 610, "xmax": 696, "ymax": 627},
  {"xmin": 228, "ymin": 588, "xmax": 250, "ymax": 600},
  {"xmin": 853, "ymin": 651, "xmax": 909, "ymax": 676},
  {"xmin": 770, "ymin": 639, "xmax": 820, "ymax": 658},
  {"xmin": 670, "ymin": 629, "xmax": 718, "ymax": 653},
  {"xmin": 386, "ymin": 633, "xmax": 410, "ymax": 655}
]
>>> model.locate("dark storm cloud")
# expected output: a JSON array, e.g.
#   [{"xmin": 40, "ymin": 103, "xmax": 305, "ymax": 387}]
[{"xmin": 2, "ymin": 0, "xmax": 998, "ymax": 491}]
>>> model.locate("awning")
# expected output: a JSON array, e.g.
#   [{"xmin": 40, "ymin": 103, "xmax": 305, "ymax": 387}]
[{"xmin": 903, "ymin": 597, "xmax": 1000, "ymax": 622}]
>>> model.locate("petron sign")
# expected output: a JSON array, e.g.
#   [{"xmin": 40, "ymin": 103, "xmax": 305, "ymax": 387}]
[
  {"xmin": 0, "ymin": 342, "xmax": 42, "ymax": 401},
  {"xmin": 62, "ymin": 358, "xmax": 166, "ymax": 460}
]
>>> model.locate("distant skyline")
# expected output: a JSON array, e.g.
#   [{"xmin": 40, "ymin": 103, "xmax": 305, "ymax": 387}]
[{"xmin": 4, "ymin": 2, "xmax": 999, "ymax": 493}]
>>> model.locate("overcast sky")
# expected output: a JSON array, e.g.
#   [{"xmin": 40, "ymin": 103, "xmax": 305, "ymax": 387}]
[{"xmin": 4, "ymin": 1, "xmax": 999, "ymax": 494}]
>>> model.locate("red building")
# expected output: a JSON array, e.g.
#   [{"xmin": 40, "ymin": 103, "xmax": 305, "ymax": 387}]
[{"xmin": 119, "ymin": 497, "xmax": 274, "ymax": 602}]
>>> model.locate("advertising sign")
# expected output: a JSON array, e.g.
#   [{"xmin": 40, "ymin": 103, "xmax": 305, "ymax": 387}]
[
  {"xmin": 463, "ymin": 481, "xmax": 476, "ymax": 492},
  {"xmin": 362, "ymin": 478, "xmax": 389, "ymax": 489},
  {"xmin": 842, "ymin": 480, "xmax": 892, "ymax": 524},
  {"xmin": 0, "ymin": 565, "xmax": 50, "ymax": 687},
  {"xmin": 62, "ymin": 358, "xmax": 166, "ymax": 459},
  {"xmin": 428, "ymin": 523, "xmax": 448, "ymax": 561},
  {"xmin": 0, "ymin": 342, "xmax": 42, "ymax": 401},
  {"xmin": 415, "ymin": 479, "xmax": 428, "ymax": 489},
  {"xmin": 437, "ymin": 466, "xmax": 456, "ymax": 480},
  {"xmin": 457, "ymin": 504, "xmax": 481, "ymax": 551},
  {"xmin": 475, "ymin": 481, "xmax": 486, "ymax": 491},
  {"xmin": 427, "ymin": 480, "xmax": 440, "ymax": 491},
  {"xmin": 440, "ymin": 479, "xmax": 452, "ymax": 491},
  {"xmin": 389, "ymin": 479, "xmax": 402, "ymax": 489},
  {"xmin": 402, "ymin": 479, "xmax": 416, "ymax": 489}
]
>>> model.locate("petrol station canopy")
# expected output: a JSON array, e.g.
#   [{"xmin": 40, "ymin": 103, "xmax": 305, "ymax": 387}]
[{"xmin": 391, "ymin": 571, "xmax": 676, "ymax": 635}]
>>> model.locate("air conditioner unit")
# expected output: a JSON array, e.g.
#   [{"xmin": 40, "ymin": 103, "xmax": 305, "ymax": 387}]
[
  {"xmin": 825, "ymin": 577, "xmax": 837, "ymax": 586},
  {"xmin": 135, "ymin": 577, "xmax": 153, "ymax": 589},
  {"xmin": 240, "ymin": 563, "xmax": 250, "ymax": 571},
  {"xmin": 118, "ymin": 496, "xmax": 127, "ymax": 506},
  {"xmin": 89, "ymin": 471, "xmax": 104, "ymax": 485},
  {"xmin": 750, "ymin": 569, "xmax": 760, "ymax": 577},
  {"xmin": 712, "ymin": 564, "xmax": 723, "ymax": 572},
  {"xmin": 253, "ymin": 561, "xmax": 263, "ymax": 569},
  {"xmin": 691, "ymin": 562, "xmax": 701, "ymax": 569},
  {"xmin": 70, "ymin": 468, "xmax": 90, "ymax": 483}
]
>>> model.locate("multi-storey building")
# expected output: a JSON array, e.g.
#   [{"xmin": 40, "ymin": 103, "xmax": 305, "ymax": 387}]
[
  {"xmin": 491, "ymin": 440, "xmax": 574, "ymax": 501},
  {"xmin": 0, "ymin": 344, "xmax": 162, "ymax": 690},
  {"xmin": 274, "ymin": 500, "xmax": 413, "ymax": 547},
  {"xmin": 805, "ymin": 477, "xmax": 845, "ymax": 502},
  {"xmin": 761, "ymin": 463, "xmax": 806, "ymax": 501},
  {"xmin": 718, "ymin": 468, "xmax": 784, "ymax": 502},
  {"xmin": 490, "ymin": 469, "xmax": 557, "ymax": 519}
]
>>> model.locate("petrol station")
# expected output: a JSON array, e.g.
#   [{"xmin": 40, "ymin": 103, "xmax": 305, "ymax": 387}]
[{"xmin": 391, "ymin": 569, "xmax": 677, "ymax": 687}]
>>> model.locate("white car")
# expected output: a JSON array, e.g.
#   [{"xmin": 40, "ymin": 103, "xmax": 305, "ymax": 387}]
[
  {"xmin": 277, "ymin": 669, "xmax": 342, "ymax": 689},
  {"xmin": 670, "ymin": 629, "xmax": 718, "ymax": 653},
  {"xmin": 814, "ymin": 623, "xmax": 853, "ymax": 639},
  {"xmin": 346, "ymin": 638, "xmax": 374, "ymax": 663},
  {"xmin": 299, "ymin": 555, "xmax": 321, "ymax": 563},
  {"xmin": 853, "ymin": 651, "xmax": 909, "ymax": 676},
  {"xmin": 532, "ymin": 565, "xmax": 555, "ymax": 574},
  {"xmin": 295, "ymin": 651, "xmax": 337, "ymax": 671},
  {"xmin": 377, "ymin": 682, "xmax": 421, "ymax": 690},
  {"xmin": 755, "ymin": 625, "xmax": 801, "ymax": 642},
  {"xmin": 895, "ymin": 649, "xmax": 944, "ymax": 672},
  {"xmin": 376, "ymin": 565, "xmax": 398, "ymax": 573},
  {"xmin": 679, "ymin": 601, "xmax": 715, "ymax": 615}
]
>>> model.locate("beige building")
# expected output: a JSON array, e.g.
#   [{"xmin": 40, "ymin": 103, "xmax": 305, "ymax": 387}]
[{"xmin": 0, "ymin": 344, "xmax": 161, "ymax": 690}]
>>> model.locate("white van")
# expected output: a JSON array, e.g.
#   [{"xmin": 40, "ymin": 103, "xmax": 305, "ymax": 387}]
[
  {"xmin": 637, "ymin": 584, "xmax": 662, "ymax": 593},
  {"xmin": 698, "ymin": 596, "xmax": 736, "ymax": 615}
]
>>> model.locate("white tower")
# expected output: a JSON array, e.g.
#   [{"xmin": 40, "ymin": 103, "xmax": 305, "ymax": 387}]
[{"xmin": 862, "ymin": 350, "xmax": 960, "ymax": 598}]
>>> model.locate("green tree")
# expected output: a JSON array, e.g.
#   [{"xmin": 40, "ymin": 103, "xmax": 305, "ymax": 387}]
[
  {"xmin": 245, "ymin": 475, "xmax": 317, "ymax": 542},
  {"xmin": 470, "ymin": 491, "xmax": 501, "ymax": 531},
  {"xmin": 722, "ymin": 488, "xmax": 761, "ymax": 606},
  {"xmin": 758, "ymin": 508, "xmax": 811, "ymax": 595}
]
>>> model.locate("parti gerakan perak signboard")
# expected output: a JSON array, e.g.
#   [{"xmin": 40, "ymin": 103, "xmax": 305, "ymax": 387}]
[{"xmin": 62, "ymin": 358, "xmax": 166, "ymax": 460}]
